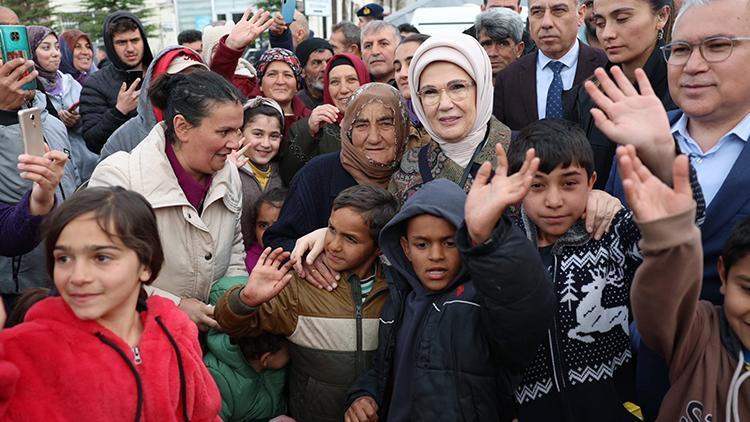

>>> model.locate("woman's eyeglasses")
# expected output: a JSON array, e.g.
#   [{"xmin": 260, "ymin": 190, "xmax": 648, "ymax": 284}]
[{"xmin": 417, "ymin": 80, "xmax": 475, "ymax": 106}]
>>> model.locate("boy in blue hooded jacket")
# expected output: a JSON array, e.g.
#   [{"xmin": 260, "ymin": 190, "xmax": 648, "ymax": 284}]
[{"xmin": 344, "ymin": 146, "xmax": 557, "ymax": 421}]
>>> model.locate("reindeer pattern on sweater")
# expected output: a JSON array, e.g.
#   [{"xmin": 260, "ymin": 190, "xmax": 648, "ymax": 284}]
[{"xmin": 514, "ymin": 208, "xmax": 642, "ymax": 404}]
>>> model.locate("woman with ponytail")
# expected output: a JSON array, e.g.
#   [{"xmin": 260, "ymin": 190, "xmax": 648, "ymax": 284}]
[{"xmin": 89, "ymin": 71, "xmax": 248, "ymax": 332}]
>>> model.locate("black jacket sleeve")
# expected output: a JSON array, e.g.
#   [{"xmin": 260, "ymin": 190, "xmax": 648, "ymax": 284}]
[
  {"xmin": 269, "ymin": 29, "xmax": 294, "ymax": 52},
  {"xmin": 457, "ymin": 215, "xmax": 556, "ymax": 373},
  {"xmin": 263, "ymin": 170, "xmax": 315, "ymax": 252},
  {"xmin": 79, "ymin": 73, "xmax": 132, "ymax": 153}
]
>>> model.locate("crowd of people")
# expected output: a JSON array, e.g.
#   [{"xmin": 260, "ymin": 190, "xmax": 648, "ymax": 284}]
[{"xmin": 0, "ymin": 0, "xmax": 748, "ymax": 419}]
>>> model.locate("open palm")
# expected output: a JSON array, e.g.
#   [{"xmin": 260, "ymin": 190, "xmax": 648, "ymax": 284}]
[
  {"xmin": 618, "ymin": 145, "xmax": 694, "ymax": 222},
  {"xmin": 585, "ymin": 67, "xmax": 673, "ymax": 151},
  {"xmin": 226, "ymin": 8, "xmax": 273, "ymax": 50},
  {"xmin": 465, "ymin": 145, "xmax": 539, "ymax": 244},
  {"xmin": 241, "ymin": 247, "xmax": 296, "ymax": 307}
]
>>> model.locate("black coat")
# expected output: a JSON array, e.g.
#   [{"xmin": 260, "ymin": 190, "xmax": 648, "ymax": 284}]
[
  {"xmin": 345, "ymin": 203, "xmax": 555, "ymax": 421},
  {"xmin": 493, "ymin": 43, "xmax": 608, "ymax": 130},
  {"xmin": 79, "ymin": 11, "xmax": 153, "ymax": 153},
  {"xmin": 263, "ymin": 152, "xmax": 357, "ymax": 252},
  {"xmin": 563, "ymin": 42, "xmax": 676, "ymax": 189}
]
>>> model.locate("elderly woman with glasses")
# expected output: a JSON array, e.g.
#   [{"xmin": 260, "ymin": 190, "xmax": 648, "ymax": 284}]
[{"xmin": 565, "ymin": 0, "xmax": 677, "ymax": 189}]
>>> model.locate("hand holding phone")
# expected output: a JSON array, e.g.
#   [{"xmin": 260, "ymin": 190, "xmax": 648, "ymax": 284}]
[
  {"xmin": 0, "ymin": 58, "xmax": 37, "ymax": 110},
  {"xmin": 0, "ymin": 26, "xmax": 35, "ymax": 91},
  {"xmin": 115, "ymin": 79, "xmax": 140, "ymax": 115},
  {"xmin": 67, "ymin": 101, "xmax": 80, "ymax": 112},
  {"xmin": 281, "ymin": 0, "xmax": 296, "ymax": 24},
  {"xmin": 18, "ymin": 107, "xmax": 46, "ymax": 156}
]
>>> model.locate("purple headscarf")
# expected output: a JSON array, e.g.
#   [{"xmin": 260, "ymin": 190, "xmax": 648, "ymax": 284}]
[{"xmin": 27, "ymin": 25, "xmax": 60, "ymax": 93}]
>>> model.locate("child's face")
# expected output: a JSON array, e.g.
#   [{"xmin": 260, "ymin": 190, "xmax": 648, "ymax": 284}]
[
  {"xmin": 254, "ymin": 203, "xmax": 281, "ymax": 248},
  {"xmin": 720, "ymin": 255, "xmax": 750, "ymax": 350},
  {"xmin": 523, "ymin": 164, "xmax": 596, "ymax": 246},
  {"xmin": 242, "ymin": 115, "xmax": 282, "ymax": 166},
  {"xmin": 323, "ymin": 207, "xmax": 379, "ymax": 278},
  {"xmin": 52, "ymin": 213, "xmax": 152, "ymax": 327},
  {"xmin": 400, "ymin": 214, "xmax": 462, "ymax": 293}
]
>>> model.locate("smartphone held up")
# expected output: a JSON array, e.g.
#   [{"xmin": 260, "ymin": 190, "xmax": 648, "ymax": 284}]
[
  {"xmin": 0, "ymin": 25, "xmax": 35, "ymax": 91},
  {"xmin": 18, "ymin": 108, "xmax": 46, "ymax": 156}
]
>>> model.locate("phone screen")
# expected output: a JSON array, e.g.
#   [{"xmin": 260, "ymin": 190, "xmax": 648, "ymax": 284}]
[
  {"xmin": 125, "ymin": 71, "xmax": 143, "ymax": 90},
  {"xmin": 282, "ymin": 0, "xmax": 296, "ymax": 24},
  {"xmin": 0, "ymin": 26, "xmax": 35, "ymax": 90}
]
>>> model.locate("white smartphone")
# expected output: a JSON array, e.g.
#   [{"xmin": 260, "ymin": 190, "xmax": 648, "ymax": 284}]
[{"xmin": 18, "ymin": 108, "xmax": 45, "ymax": 156}]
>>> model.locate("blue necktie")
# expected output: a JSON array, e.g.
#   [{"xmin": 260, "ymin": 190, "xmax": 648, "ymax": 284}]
[{"xmin": 545, "ymin": 61, "xmax": 565, "ymax": 119}]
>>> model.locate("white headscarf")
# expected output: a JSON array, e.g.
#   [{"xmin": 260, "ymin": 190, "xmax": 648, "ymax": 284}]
[{"xmin": 408, "ymin": 34, "xmax": 494, "ymax": 167}]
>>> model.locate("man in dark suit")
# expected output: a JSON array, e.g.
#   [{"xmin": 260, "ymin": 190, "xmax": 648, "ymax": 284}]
[{"xmin": 492, "ymin": 0, "xmax": 606, "ymax": 130}]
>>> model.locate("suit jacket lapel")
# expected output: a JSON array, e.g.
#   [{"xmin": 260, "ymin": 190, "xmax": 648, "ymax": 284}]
[
  {"xmin": 573, "ymin": 44, "xmax": 598, "ymax": 86},
  {"xmin": 703, "ymin": 141, "xmax": 750, "ymax": 238},
  {"xmin": 520, "ymin": 53, "xmax": 539, "ymax": 122}
]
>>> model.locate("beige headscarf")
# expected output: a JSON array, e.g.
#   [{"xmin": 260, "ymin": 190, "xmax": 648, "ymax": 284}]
[
  {"xmin": 340, "ymin": 83, "xmax": 410, "ymax": 188},
  {"xmin": 408, "ymin": 34, "xmax": 494, "ymax": 167}
]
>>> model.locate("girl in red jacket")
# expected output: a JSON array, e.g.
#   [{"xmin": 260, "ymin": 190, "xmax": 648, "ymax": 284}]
[{"xmin": 0, "ymin": 186, "xmax": 221, "ymax": 421}]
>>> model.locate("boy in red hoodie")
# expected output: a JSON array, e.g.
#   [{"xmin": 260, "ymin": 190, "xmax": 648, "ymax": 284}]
[{"xmin": 622, "ymin": 143, "xmax": 750, "ymax": 421}]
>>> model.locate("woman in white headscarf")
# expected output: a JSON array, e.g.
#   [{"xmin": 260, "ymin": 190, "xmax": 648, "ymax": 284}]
[
  {"xmin": 389, "ymin": 33, "xmax": 512, "ymax": 204},
  {"xmin": 388, "ymin": 33, "xmax": 625, "ymax": 241}
]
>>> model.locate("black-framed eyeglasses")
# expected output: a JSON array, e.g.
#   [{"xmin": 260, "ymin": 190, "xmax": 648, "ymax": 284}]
[
  {"xmin": 417, "ymin": 80, "xmax": 475, "ymax": 106},
  {"xmin": 660, "ymin": 36, "xmax": 750, "ymax": 66}
]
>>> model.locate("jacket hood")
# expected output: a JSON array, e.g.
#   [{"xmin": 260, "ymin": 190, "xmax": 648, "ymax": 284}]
[
  {"xmin": 102, "ymin": 11, "xmax": 154, "ymax": 71},
  {"xmin": 379, "ymin": 179, "xmax": 467, "ymax": 294},
  {"xmin": 139, "ymin": 46, "xmax": 206, "ymax": 125}
]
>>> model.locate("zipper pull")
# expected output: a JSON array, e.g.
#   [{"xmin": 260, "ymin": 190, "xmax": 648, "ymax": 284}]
[{"xmin": 132, "ymin": 345, "xmax": 143, "ymax": 365}]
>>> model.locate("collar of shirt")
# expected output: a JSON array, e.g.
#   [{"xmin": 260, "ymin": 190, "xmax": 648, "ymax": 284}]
[
  {"xmin": 673, "ymin": 112, "xmax": 750, "ymax": 156},
  {"xmin": 165, "ymin": 140, "xmax": 213, "ymax": 211},
  {"xmin": 538, "ymin": 39, "xmax": 580, "ymax": 71}
]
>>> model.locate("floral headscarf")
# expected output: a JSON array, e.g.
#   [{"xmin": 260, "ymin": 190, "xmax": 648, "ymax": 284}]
[
  {"xmin": 256, "ymin": 48, "xmax": 302, "ymax": 89},
  {"xmin": 340, "ymin": 83, "xmax": 410, "ymax": 188}
]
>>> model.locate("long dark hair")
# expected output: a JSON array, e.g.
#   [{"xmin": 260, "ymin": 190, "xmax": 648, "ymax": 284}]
[{"xmin": 42, "ymin": 186, "xmax": 164, "ymax": 284}]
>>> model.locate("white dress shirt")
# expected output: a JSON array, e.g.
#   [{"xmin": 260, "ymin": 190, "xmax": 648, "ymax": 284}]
[
  {"xmin": 673, "ymin": 112, "xmax": 750, "ymax": 206},
  {"xmin": 536, "ymin": 40, "xmax": 580, "ymax": 119}
]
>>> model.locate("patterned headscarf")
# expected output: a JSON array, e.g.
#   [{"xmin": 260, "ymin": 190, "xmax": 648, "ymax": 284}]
[
  {"xmin": 256, "ymin": 48, "xmax": 302, "ymax": 89},
  {"xmin": 59, "ymin": 30, "xmax": 98, "ymax": 85},
  {"xmin": 243, "ymin": 96, "xmax": 286, "ymax": 133},
  {"xmin": 27, "ymin": 26, "xmax": 59, "ymax": 92},
  {"xmin": 340, "ymin": 83, "xmax": 410, "ymax": 188}
]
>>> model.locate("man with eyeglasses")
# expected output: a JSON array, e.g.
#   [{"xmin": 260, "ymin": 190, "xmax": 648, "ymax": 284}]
[
  {"xmin": 588, "ymin": 0, "xmax": 750, "ymax": 418},
  {"xmin": 601, "ymin": 0, "xmax": 750, "ymax": 306},
  {"xmin": 660, "ymin": 0, "xmax": 750, "ymax": 304}
]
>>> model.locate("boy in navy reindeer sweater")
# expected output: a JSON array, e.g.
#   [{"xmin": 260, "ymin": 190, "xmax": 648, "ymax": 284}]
[{"xmin": 506, "ymin": 119, "xmax": 704, "ymax": 421}]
